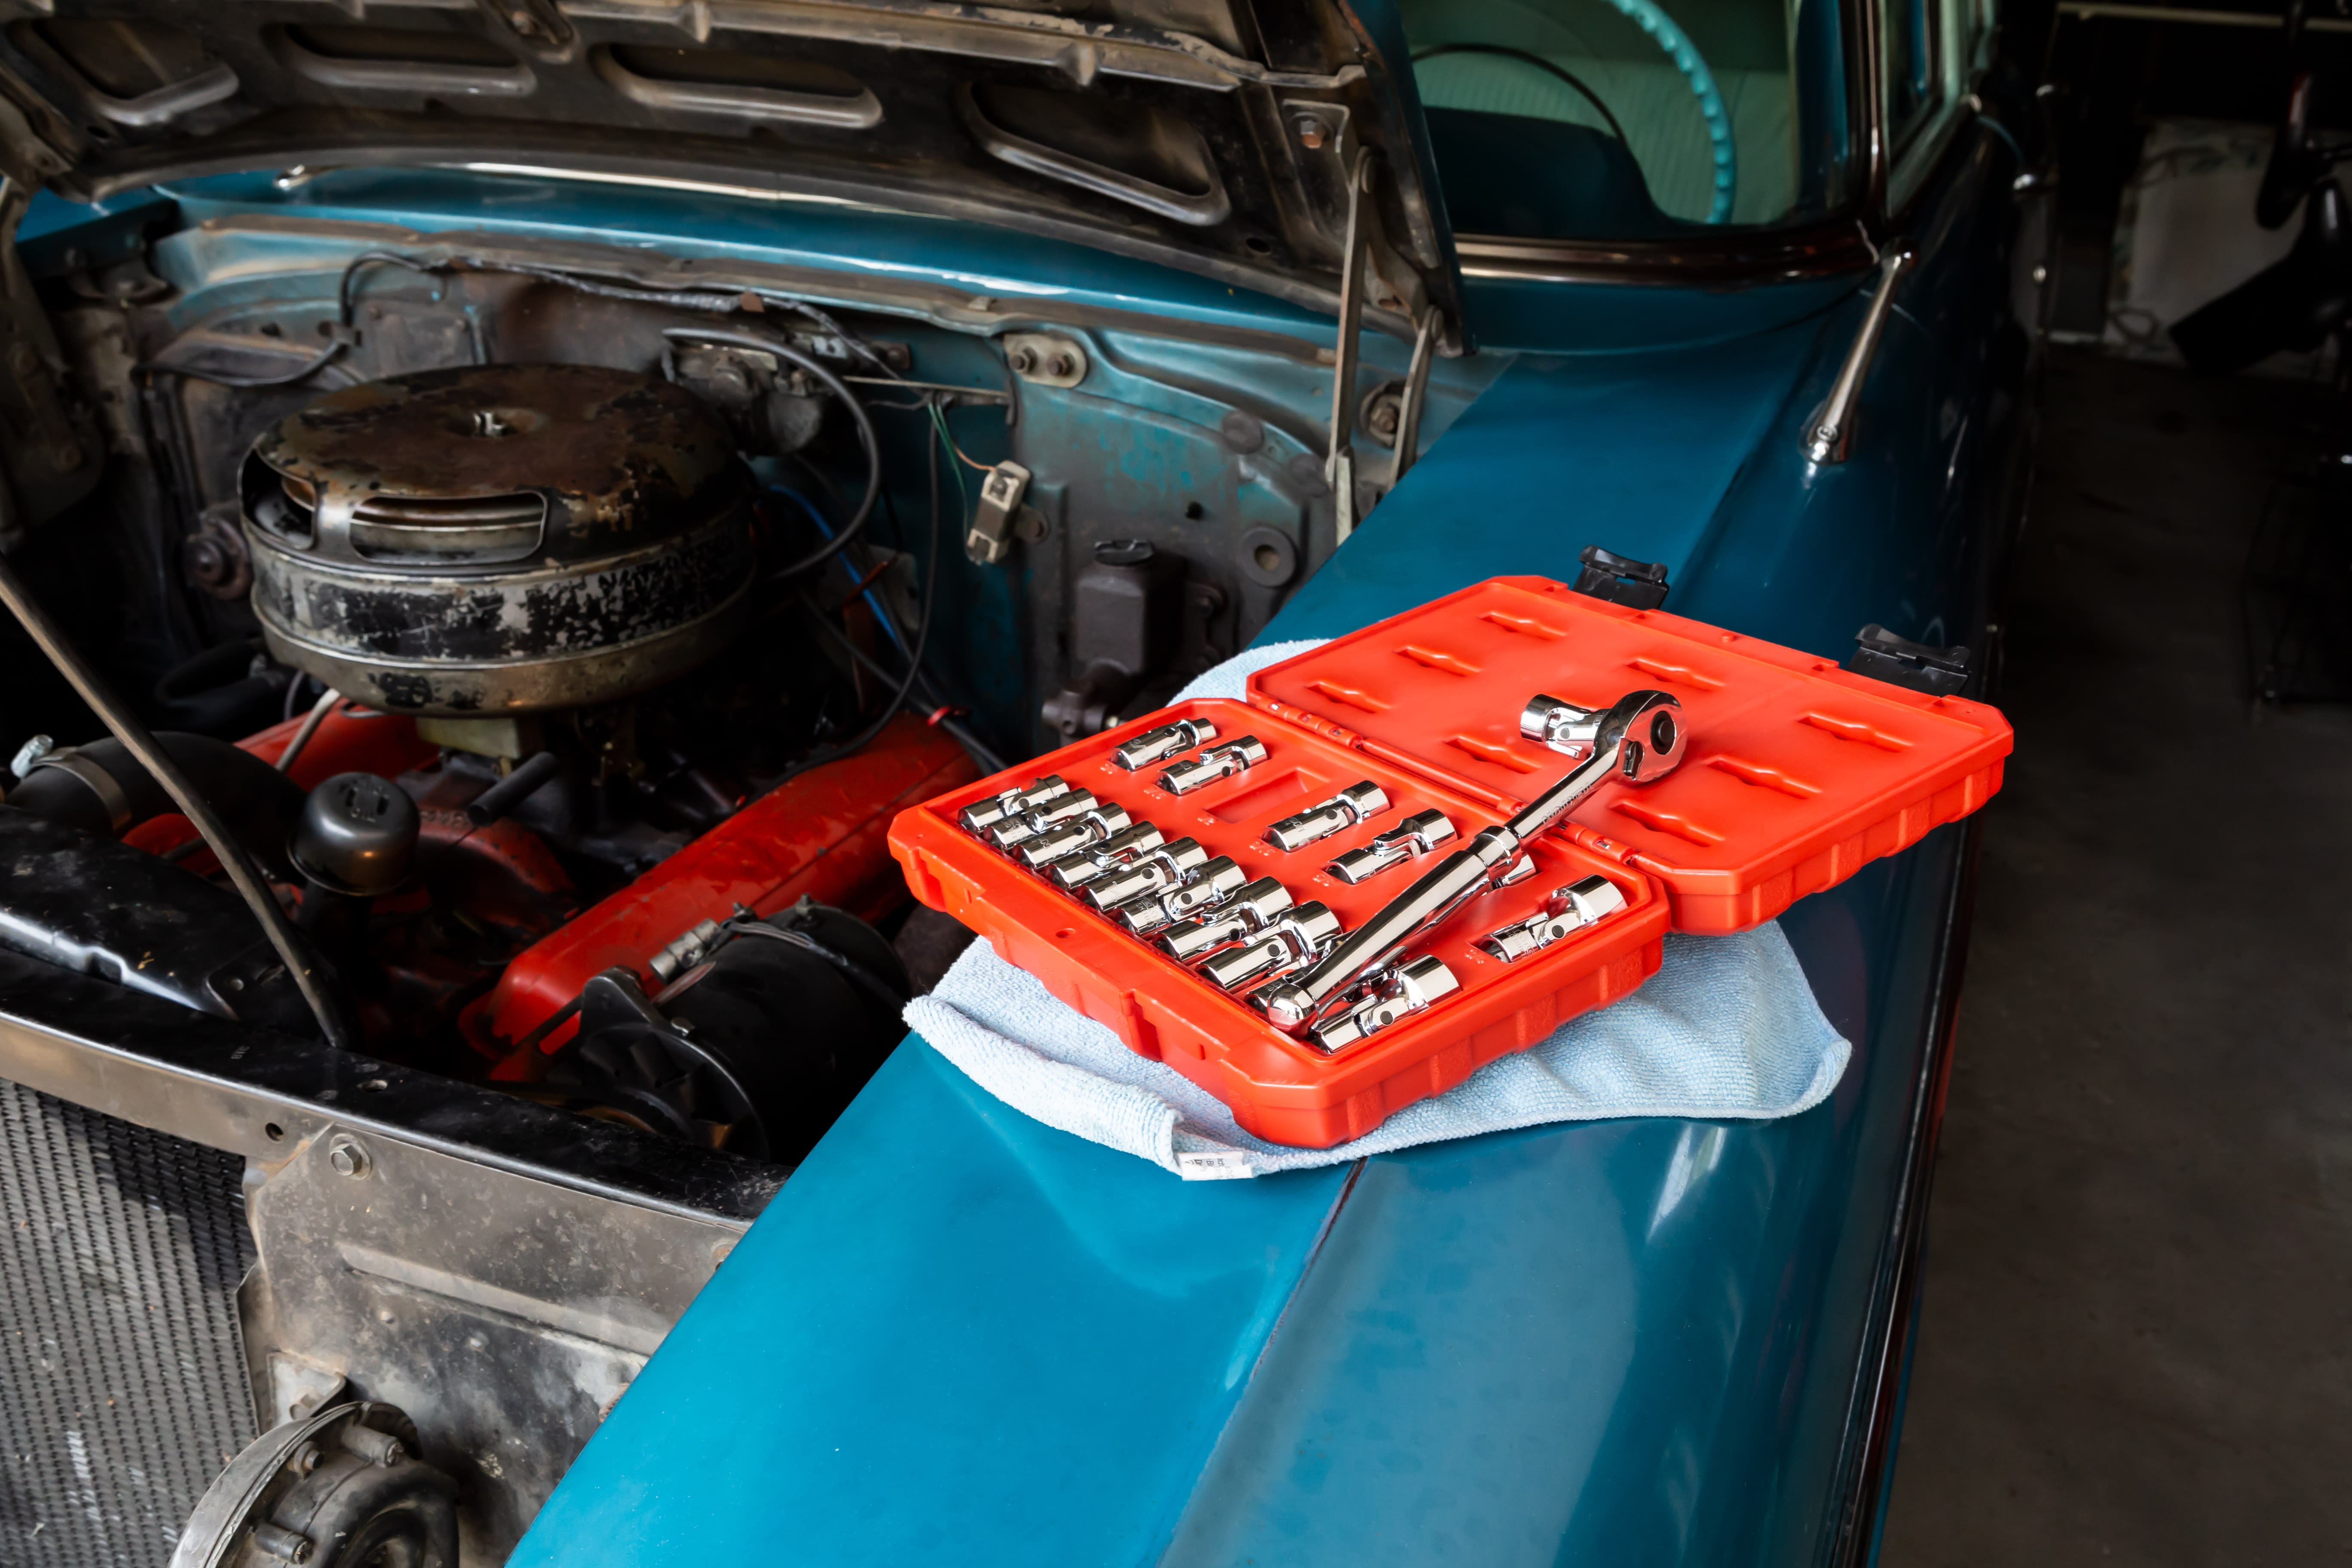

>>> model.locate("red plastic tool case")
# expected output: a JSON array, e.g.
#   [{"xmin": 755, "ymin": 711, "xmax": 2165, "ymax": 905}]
[{"xmin": 890, "ymin": 576, "xmax": 2012, "ymax": 1147}]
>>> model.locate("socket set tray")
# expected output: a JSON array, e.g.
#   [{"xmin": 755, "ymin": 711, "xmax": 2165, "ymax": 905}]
[{"xmin": 889, "ymin": 576, "xmax": 2012, "ymax": 1148}]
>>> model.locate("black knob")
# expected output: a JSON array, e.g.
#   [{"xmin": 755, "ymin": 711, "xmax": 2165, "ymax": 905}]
[{"xmin": 291, "ymin": 772, "xmax": 419, "ymax": 897}]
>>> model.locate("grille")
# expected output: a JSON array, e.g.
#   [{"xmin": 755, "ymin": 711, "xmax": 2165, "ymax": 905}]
[{"xmin": 0, "ymin": 1078, "xmax": 257, "ymax": 1567}]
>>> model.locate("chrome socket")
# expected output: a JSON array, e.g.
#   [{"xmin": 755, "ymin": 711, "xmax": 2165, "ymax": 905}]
[
  {"xmin": 986, "ymin": 788, "xmax": 1099, "ymax": 851},
  {"xmin": 1158, "ymin": 877, "xmax": 1294, "ymax": 962},
  {"xmin": 1325, "ymin": 807, "xmax": 1458, "ymax": 883},
  {"xmin": 1520, "ymin": 695, "xmax": 1603, "ymax": 759},
  {"xmin": 1115, "ymin": 857, "xmax": 1248, "ymax": 934},
  {"xmin": 1198, "ymin": 903, "xmax": 1344, "ymax": 992},
  {"xmin": 959, "ymin": 775, "xmax": 1072, "ymax": 836},
  {"xmin": 1084, "ymin": 838, "xmax": 1212, "ymax": 910},
  {"xmin": 1308, "ymin": 954, "xmax": 1462, "ymax": 1053},
  {"xmin": 1264, "ymin": 780, "xmax": 1390, "ymax": 852},
  {"xmin": 1045, "ymin": 821, "xmax": 1167, "ymax": 889},
  {"xmin": 1156, "ymin": 735, "xmax": 1270, "ymax": 795},
  {"xmin": 1019, "ymin": 803, "xmax": 1135, "ymax": 868},
  {"xmin": 1112, "ymin": 717, "xmax": 1220, "ymax": 771},
  {"xmin": 1476, "ymin": 875, "xmax": 1628, "ymax": 962}
]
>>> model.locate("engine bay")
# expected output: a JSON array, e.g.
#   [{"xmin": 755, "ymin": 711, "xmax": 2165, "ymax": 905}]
[{"xmin": 0, "ymin": 201, "xmax": 1485, "ymax": 1164}]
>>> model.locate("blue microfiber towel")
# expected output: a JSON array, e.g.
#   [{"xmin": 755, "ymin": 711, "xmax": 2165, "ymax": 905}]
[{"xmin": 901, "ymin": 643, "xmax": 1852, "ymax": 1179}]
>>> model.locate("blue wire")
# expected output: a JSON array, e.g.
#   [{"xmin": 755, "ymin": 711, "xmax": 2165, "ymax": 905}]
[{"xmin": 770, "ymin": 485, "xmax": 915, "ymax": 662}]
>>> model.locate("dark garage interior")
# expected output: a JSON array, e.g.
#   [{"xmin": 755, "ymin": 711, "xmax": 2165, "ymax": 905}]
[
  {"xmin": 1881, "ymin": 352, "xmax": 2352, "ymax": 1563},
  {"xmin": 1877, "ymin": 5, "xmax": 2352, "ymax": 1559}
]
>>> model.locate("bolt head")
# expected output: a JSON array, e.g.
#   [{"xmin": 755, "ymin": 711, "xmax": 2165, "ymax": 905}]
[
  {"xmin": 326, "ymin": 1138, "xmax": 371, "ymax": 1179},
  {"xmin": 1046, "ymin": 352, "xmax": 1077, "ymax": 379},
  {"xmin": 1294, "ymin": 117, "xmax": 1327, "ymax": 150},
  {"xmin": 1006, "ymin": 345, "xmax": 1036, "ymax": 374}
]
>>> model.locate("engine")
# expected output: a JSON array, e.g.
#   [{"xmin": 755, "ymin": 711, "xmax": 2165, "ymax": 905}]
[{"xmin": 7, "ymin": 358, "xmax": 977, "ymax": 1163}]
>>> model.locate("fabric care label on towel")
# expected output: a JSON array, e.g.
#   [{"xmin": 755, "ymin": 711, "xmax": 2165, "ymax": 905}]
[{"xmin": 900, "ymin": 644, "xmax": 1852, "ymax": 1180}]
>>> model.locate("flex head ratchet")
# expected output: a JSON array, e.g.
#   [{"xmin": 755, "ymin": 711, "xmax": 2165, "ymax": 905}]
[{"xmin": 1256, "ymin": 689, "xmax": 1685, "ymax": 1035}]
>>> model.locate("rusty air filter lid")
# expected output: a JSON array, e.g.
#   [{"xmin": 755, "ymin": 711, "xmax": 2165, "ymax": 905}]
[{"xmin": 247, "ymin": 363, "xmax": 743, "ymax": 569}]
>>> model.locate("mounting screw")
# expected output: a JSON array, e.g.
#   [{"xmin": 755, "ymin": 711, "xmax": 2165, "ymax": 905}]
[
  {"xmin": 338, "ymin": 1423, "xmax": 406, "ymax": 1467},
  {"xmin": 250, "ymin": 1521, "xmax": 314, "ymax": 1563},
  {"xmin": 1294, "ymin": 116, "xmax": 1327, "ymax": 150},
  {"xmin": 1005, "ymin": 344, "xmax": 1037, "ymax": 375},
  {"xmin": 1045, "ymin": 351, "xmax": 1077, "ymax": 379},
  {"xmin": 326, "ymin": 1136, "xmax": 371, "ymax": 1180},
  {"xmin": 10, "ymin": 734, "xmax": 55, "ymax": 780}
]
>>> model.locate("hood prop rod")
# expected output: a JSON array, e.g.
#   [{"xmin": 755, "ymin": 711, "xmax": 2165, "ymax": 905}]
[
  {"xmin": 1327, "ymin": 147, "xmax": 1375, "ymax": 546},
  {"xmin": 0, "ymin": 537, "xmax": 355, "ymax": 1050}
]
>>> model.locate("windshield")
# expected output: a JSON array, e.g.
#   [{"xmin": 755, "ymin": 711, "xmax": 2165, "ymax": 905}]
[{"xmin": 1402, "ymin": 0, "xmax": 1856, "ymax": 240}]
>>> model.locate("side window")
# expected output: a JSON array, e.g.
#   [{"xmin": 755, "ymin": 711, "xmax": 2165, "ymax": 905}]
[{"xmin": 1881, "ymin": 0, "xmax": 1981, "ymax": 208}]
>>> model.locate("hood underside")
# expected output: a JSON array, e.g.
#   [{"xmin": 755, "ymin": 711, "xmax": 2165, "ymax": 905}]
[{"xmin": 0, "ymin": 0, "xmax": 1462, "ymax": 340}]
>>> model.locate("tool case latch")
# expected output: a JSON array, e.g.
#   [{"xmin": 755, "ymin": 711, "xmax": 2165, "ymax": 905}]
[
  {"xmin": 1571, "ymin": 545, "xmax": 1671, "ymax": 609},
  {"xmin": 1844, "ymin": 623, "xmax": 1971, "ymax": 695}
]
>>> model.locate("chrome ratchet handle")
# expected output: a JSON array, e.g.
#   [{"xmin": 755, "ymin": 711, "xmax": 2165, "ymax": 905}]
[
  {"xmin": 1258, "ymin": 689, "xmax": 1686, "ymax": 1035},
  {"xmin": 1256, "ymin": 829, "xmax": 1518, "ymax": 1031}
]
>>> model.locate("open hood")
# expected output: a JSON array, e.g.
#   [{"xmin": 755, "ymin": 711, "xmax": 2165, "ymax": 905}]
[{"xmin": 0, "ymin": 0, "xmax": 1462, "ymax": 341}]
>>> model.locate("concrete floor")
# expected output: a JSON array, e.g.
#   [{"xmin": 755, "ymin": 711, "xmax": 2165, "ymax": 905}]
[{"xmin": 1879, "ymin": 349, "xmax": 2352, "ymax": 1564}]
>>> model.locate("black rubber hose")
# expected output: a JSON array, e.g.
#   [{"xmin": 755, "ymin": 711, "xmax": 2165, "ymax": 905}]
[
  {"xmin": 8, "ymin": 732, "xmax": 309, "ymax": 880},
  {"xmin": 660, "ymin": 325, "xmax": 882, "ymax": 580},
  {"xmin": 465, "ymin": 749, "xmax": 565, "ymax": 826}
]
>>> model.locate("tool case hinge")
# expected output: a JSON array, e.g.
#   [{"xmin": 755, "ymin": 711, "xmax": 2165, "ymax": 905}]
[
  {"xmin": 1571, "ymin": 545, "xmax": 1671, "ymax": 610},
  {"xmin": 1844, "ymin": 623, "xmax": 1971, "ymax": 696}
]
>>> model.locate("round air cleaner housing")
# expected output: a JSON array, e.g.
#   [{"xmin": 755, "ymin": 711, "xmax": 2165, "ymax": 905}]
[{"xmin": 241, "ymin": 363, "xmax": 755, "ymax": 715}]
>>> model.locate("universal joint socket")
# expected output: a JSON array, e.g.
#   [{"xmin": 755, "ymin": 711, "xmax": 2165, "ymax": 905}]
[
  {"xmin": 959, "ymin": 775, "xmax": 1071, "ymax": 836},
  {"xmin": 1308, "ymin": 954, "xmax": 1462, "ymax": 1053},
  {"xmin": 1115, "ymin": 856, "xmax": 1248, "ymax": 934},
  {"xmin": 1045, "ymin": 821, "xmax": 1167, "ymax": 888},
  {"xmin": 1020, "ymin": 804, "xmax": 1135, "ymax": 868},
  {"xmin": 1158, "ymin": 877, "xmax": 1294, "ymax": 962},
  {"xmin": 1198, "ymin": 903, "xmax": 1344, "ymax": 992},
  {"xmin": 1112, "ymin": 717, "xmax": 1220, "ymax": 771},
  {"xmin": 1265, "ymin": 780, "xmax": 1390, "ymax": 852},
  {"xmin": 987, "ymin": 788, "xmax": 1099, "ymax": 851},
  {"xmin": 1326, "ymin": 808, "xmax": 1458, "ymax": 884},
  {"xmin": 1084, "ymin": 837, "xmax": 1212, "ymax": 910},
  {"xmin": 1157, "ymin": 735, "xmax": 1269, "ymax": 795},
  {"xmin": 1477, "ymin": 875, "xmax": 1628, "ymax": 962}
]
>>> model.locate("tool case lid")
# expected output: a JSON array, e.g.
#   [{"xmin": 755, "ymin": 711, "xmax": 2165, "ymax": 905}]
[{"xmin": 1246, "ymin": 576, "xmax": 2013, "ymax": 932}]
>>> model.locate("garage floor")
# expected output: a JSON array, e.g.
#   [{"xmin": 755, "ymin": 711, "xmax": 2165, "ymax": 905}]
[{"xmin": 1878, "ymin": 349, "xmax": 2352, "ymax": 1564}]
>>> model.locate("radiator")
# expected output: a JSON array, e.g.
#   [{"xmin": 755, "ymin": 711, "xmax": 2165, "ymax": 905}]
[{"xmin": 0, "ymin": 1077, "xmax": 257, "ymax": 1567}]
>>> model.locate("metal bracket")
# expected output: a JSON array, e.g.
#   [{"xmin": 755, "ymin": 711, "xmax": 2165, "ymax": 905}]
[{"xmin": 1327, "ymin": 149, "xmax": 1376, "ymax": 545}]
